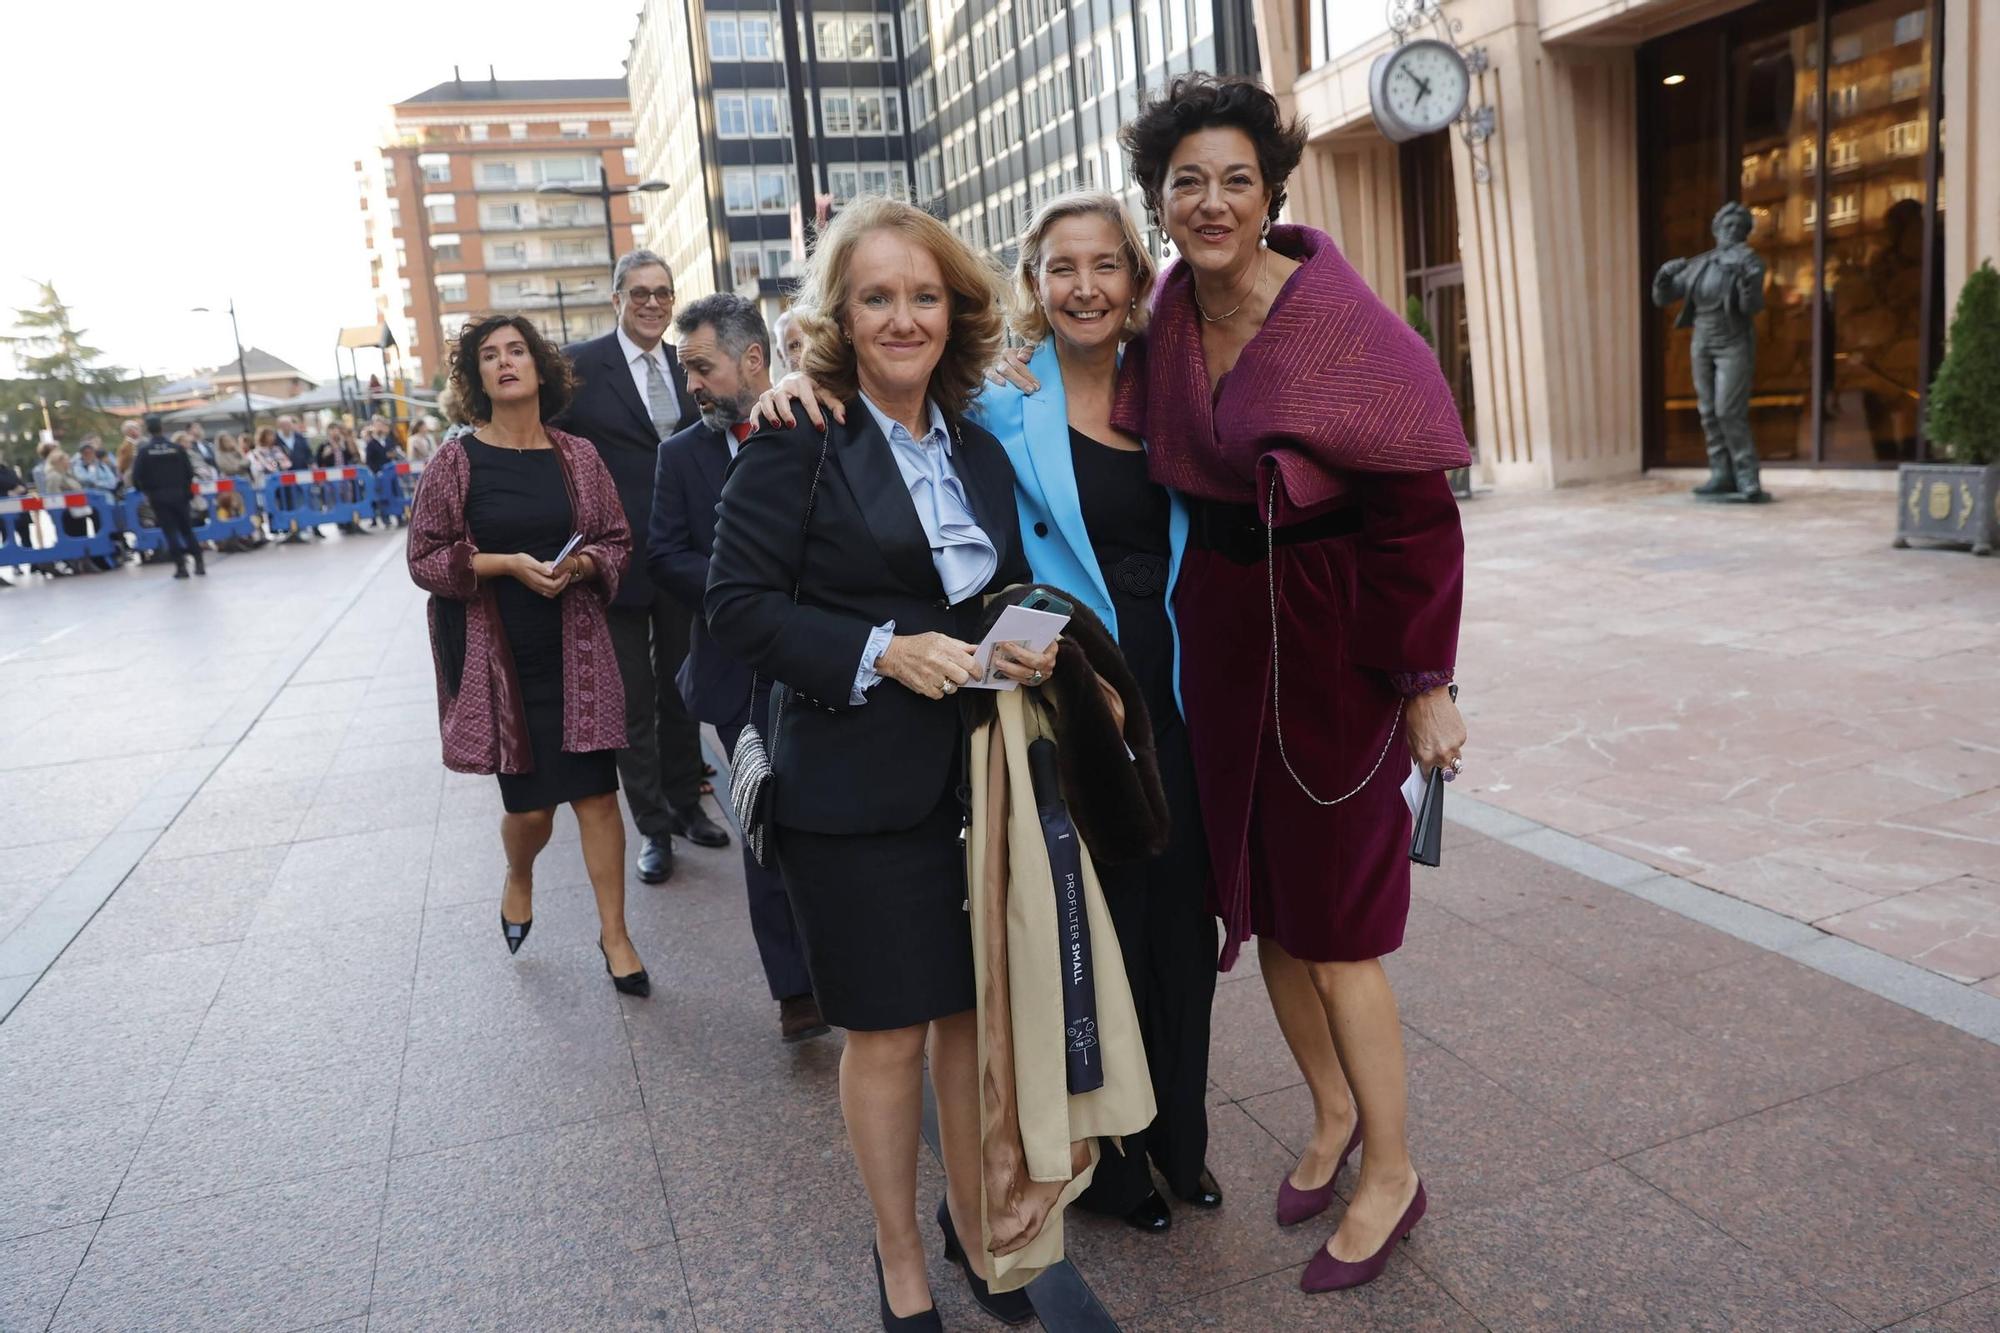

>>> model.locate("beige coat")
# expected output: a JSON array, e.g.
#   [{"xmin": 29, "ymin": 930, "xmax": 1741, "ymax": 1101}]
[{"xmin": 967, "ymin": 686, "xmax": 1154, "ymax": 1293}]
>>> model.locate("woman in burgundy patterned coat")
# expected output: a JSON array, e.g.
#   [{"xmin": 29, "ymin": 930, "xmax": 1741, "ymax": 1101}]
[{"xmin": 408, "ymin": 314, "xmax": 650, "ymax": 996}]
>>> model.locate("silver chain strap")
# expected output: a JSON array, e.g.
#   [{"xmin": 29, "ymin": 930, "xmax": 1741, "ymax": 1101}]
[{"xmin": 1265, "ymin": 472, "xmax": 1402, "ymax": 807}]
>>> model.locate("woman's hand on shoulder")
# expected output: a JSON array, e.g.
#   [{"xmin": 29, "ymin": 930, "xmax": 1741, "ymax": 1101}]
[
  {"xmin": 749, "ymin": 371, "xmax": 846, "ymax": 432},
  {"xmin": 984, "ymin": 345, "xmax": 1039, "ymax": 394}
]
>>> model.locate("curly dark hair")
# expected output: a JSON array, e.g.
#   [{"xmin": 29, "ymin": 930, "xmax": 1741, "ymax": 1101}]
[
  {"xmin": 449, "ymin": 314, "xmax": 574, "ymax": 423},
  {"xmin": 1120, "ymin": 73, "xmax": 1308, "ymax": 226}
]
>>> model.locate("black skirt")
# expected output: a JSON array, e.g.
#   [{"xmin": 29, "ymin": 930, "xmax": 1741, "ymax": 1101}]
[
  {"xmin": 464, "ymin": 437, "xmax": 618, "ymax": 814},
  {"xmin": 774, "ymin": 784, "xmax": 973, "ymax": 1032}
]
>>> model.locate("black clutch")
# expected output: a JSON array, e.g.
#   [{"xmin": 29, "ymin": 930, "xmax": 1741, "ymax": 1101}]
[{"xmin": 1408, "ymin": 684, "xmax": 1457, "ymax": 868}]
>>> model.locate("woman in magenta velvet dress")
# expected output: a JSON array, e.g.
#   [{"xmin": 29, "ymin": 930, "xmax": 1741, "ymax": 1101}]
[{"xmin": 1113, "ymin": 74, "xmax": 1471, "ymax": 1294}]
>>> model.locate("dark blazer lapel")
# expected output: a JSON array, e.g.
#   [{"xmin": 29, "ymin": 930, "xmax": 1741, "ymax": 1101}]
[
  {"xmin": 836, "ymin": 411, "xmax": 945, "ymax": 599},
  {"xmin": 948, "ymin": 419, "xmax": 1014, "ymax": 583}
]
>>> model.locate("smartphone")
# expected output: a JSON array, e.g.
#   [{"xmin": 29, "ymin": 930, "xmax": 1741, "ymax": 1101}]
[{"xmin": 1020, "ymin": 587, "xmax": 1073, "ymax": 618}]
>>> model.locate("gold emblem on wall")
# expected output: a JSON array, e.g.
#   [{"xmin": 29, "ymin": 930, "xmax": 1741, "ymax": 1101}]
[
  {"xmin": 1960, "ymin": 482, "xmax": 1975, "ymax": 529},
  {"xmin": 1906, "ymin": 482, "xmax": 1922, "ymax": 521},
  {"xmin": 1928, "ymin": 481, "xmax": 1952, "ymax": 521}
]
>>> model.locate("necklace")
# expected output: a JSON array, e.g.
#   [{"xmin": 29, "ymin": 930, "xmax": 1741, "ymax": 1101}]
[{"xmin": 1193, "ymin": 245, "xmax": 1269, "ymax": 324}]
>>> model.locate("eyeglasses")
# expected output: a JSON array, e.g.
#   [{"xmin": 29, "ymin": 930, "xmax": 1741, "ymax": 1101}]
[{"xmin": 622, "ymin": 286, "xmax": 674, "ymax": 308}]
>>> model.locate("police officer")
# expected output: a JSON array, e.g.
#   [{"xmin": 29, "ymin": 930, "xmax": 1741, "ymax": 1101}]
[{"xmin": 132, "ymin": 415, "xmax": 203, "ymax": 578}]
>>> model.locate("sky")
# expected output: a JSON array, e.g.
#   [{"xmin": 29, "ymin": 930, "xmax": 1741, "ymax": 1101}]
[{"xmin": 0, "ymin": 0, "xmax": 638, "ymax": 388}]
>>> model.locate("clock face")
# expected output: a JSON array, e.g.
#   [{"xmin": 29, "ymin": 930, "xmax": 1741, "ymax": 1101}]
[{"xmin": 1380, "ymin": 40, "xmax": 1469, "ymax": 137}]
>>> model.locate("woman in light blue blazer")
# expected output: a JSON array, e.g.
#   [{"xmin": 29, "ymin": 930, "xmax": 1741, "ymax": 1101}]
[
  {"xmin": 973, "ymin": 193, "xmax": 1219, "ymax": 1235},
  {"xmin": 757, "ymin": 192, "xmax": 1221, "ymax": 1234}
]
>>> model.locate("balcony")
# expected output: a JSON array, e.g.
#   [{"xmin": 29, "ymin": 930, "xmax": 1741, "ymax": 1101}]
[
  {"xmin": 483, "ymin": 255, "xmax": 612, "ymax": 272},
  {"xmin": 487, "ymin": 290, "xmax": 613, "ymax": 312},
  {"xmin": 478, "ymin": 210, "xmax": 608, "ymax": 233}
]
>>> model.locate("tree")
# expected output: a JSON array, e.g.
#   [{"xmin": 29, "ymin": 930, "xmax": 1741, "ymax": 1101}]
[
  {"xmin": 2, "ymin": 281, "xmax": 145, "ymax": 450},
  {"xmin": 1405, "ymin": 293, "xmax": 1434, "ymax": 349},
  {"xmin": 1926, "ymin": 259, "xmax": 2000, "ymax": 466}
]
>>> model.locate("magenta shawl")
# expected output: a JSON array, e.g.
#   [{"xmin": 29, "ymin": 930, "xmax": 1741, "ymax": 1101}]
[{"xmin": 1114, "ymin": 224, "xmax": 1470, "ymax": 517}]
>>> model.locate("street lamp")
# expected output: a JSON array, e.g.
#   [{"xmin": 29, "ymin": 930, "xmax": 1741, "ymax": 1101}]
[
  {"xmin": 191, "ymin": 299, "xmax": 256, "ymax": 436},
  {"xmin": 536, "ymin": 166, "xmax": 669, "ymax": 287},
  {"xmin": 15, "ymin": 394, "xmax": 71, "ymax": 443}
]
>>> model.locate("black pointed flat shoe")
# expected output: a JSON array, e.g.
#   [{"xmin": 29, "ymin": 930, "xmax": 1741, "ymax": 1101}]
[
  {"xmin": 1175, "ymin": 1167, "xmax": 1223, "ymax": 1210},
  {"xmin": 1122, "ymin": 1189, "xmax": 1172, "ymax": 1233},
  {"xmin": 500, "ymin": 911, "xmax": 532, "ymax": 955},
  {"xmin": 599, "ymin": 940, "xmax": 651, "ymax": 997}
]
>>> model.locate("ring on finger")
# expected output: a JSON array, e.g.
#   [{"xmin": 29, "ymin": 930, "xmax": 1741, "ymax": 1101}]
[{"xmin": 941, "ymin": 680, "xmax": 957, "ymax": 695}]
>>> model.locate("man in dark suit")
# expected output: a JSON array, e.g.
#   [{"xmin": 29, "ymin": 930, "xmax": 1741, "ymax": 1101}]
[
  {"xmin": 552, "ymin": 250, "xmax": 725, "ymax": 888},
  {"xmin": 649, "ymin": 294, "xmax": 824, "ymax": 1042}
]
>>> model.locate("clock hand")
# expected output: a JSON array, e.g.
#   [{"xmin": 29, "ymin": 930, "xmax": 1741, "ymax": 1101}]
[{"xmin": 1414, "ymin": 76, "xmax": 1432, "ymax": 102}]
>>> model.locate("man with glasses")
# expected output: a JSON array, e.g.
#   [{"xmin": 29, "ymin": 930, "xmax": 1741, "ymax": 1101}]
[{"xmin": 554, "ymin": 250, "xmax": 722, "ymax": 890}]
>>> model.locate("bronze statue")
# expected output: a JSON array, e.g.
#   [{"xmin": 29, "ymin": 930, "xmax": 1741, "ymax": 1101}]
[{"xmin": 1653, "ymin": 202, "xmax": 1769, "ymax": 501}]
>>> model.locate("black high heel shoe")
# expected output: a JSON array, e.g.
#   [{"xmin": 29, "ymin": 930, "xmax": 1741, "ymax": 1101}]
[
  {"xmin": 937, "ymin": 1197, "xmax": 1036, "ymax": 1325},
  {"xmin": 873, "ymin": 1246, "xmax": 942, "ymax": 1331},
  {"xmin": 500, "ymin": 911, "xmax": 532, "ymax": 955},
  {"xmin": 598, "ymin": 940, "xmax": 651, "ymax": 997}
]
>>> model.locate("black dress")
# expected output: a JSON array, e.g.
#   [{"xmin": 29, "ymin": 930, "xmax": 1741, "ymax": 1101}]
[
  {"xmin": 1067, "ymin": 428, "xmax": 1217, "ymax": 1211},
  {"xmin": 463, "ymin": 437, "xmax": 618, "ymax": 813}
]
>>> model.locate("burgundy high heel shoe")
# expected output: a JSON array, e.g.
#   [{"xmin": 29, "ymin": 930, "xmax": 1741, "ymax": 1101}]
[
  {"xmin": 1300, "ymin": 1178, "xmax": 1426, "ymax": 1293},
  {"xmin": 1276, "ymin": 1122, "xmax": 1362, "ymax": 1226}
]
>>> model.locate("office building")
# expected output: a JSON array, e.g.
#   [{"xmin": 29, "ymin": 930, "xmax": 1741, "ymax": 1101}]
[
  {"xmin": 1254, "ymin": 0, "xmax": 1994, "ymax": 488},
  {"xmin": 361, "ymin": 71, "xmax": 642, "ymax": 381}
]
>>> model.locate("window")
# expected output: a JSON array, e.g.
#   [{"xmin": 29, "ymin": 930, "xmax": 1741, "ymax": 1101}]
[
  {"xmin": 815, "ymin": 17, "xmax": 844, "ymax": 59},
  {"xmin": 915, "ymin": 153, "xmax": 940, "ymax": 201},
  {"xmin": 1828, "ymin": 136, "xmax": 1861, "ymax": 171},
  {"xmin": 1801, "ymin": 138, "xmax": 1818, "ymax": 174},
  {"xmin": 509, "ymin": 122, "xmax": 528, "ymax": 139},
  {"xmin": 716, "ymin": 94, "xmax": 749, "ymax": 137},
  {"xmin": 903, "ymin": 1, "xmax": 929, "ymax": 47},
  {"xmin": 435, "ymin": 275, "xmax": 467, "ymax": 304},
  {"xmin": 490, "ymin": 240, "xmax": 526, "ymax": 264},
  {"xmin": 755, "ymin": 168, "xmax": 792, "ymax": 212},
  {"xmin": 1893, "ymin": 10, "xmax": 1926, "ymax": 44},
  {"xmin": 749, "ymin": 92, "xmax": 784, "ymax": 136},
  {"xmin": 553, "ymin": 238, "xmax": 596, "ymax": 261},
  {"xmin": 560, "ymin": 121, "xmax": 591, "ymax": 138},
  {"xmin": 536, "ymin": 156, "xmax": 592, "ymax": 184},
  {"xmin": 1829, "ymin": 83, "xmax": 1860, "ymax": 118},
  {"xmin": 469, "ymin": 124, "xmax": 488, "ymax": 141},
  {"xmin": 708, "ymin": 15, "xmax": 740, "ymax": 59},
  {"xmin": 433, "ymin": 239, "xmax": 462, "ymax": 263},
  {"xmin": 1827, "ymin": 190, "xmax": 1860, "ymax": 226},
  {"xmin": 1886, "ymin": 119, "xmax": 1926, "ymax": 156},
  {"xmin": 418, "ymin": 153, "xmax": 451, "ymax": 184},
  {"xmin": 1891, "ymin": 65, "xmax": 1925, "ymax": 101},
  {"xmin": 724, "ymin": 168, "xmax": 757, "ymax": 214},
  {"xmin": 730, "ymin": 244, "xmax": 763, "ymax": 288},
  {"xmin": 740, "ymin": 15, "xmax": 774, "ymax": 58},
  {"xmin": 861, "ymin": 165, "xmax": 890, "ymax": 196},
  {"xmin": 854, "ymin": 91, "xmax": 885, "ymax": 134},
  {"xmin": 479, "ymin": 161, "xmax": 517, "ymax": 186},
  {"xmin": 423, "ymin": 193, "xmax": 456, "ymax": 225},
  {"xmin": 820, "ymin": 91, "xmax": 853, "ymax": 134},
  {"xmin": 828, "ymin": 165, "xmax": 859, "ymax": 202},
  {"xmin": 765, "ymin": 243, "xmax": 797, "ymax": 279}
]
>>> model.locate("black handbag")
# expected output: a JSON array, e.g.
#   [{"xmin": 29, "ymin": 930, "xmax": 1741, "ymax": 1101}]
[
  {"xmin": 1408, "ymin": 685, "xmax": 1459, "ymax": 867},
  {"xmin": 730, "ymin": 428, "xmax": 832, "ymax": 869}
]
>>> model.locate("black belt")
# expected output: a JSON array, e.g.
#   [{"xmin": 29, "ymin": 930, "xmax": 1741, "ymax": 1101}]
[{"xmin": 1188, "ymin": 499, "xmax": 1361, "ymax": 565}]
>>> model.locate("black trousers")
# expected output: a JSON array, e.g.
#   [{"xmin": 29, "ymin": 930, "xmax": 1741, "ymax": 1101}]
[
  {"xmin": 720, "ymin": 692, "xmax": 814, "ymax": 1002},
  {"xmin": 149, "ymin": 495, "xmax": 200, "ymax": 566},
  {"xmin": 606, "ymin": 590, "xmax": 705, "ymax": 841},
  {"xmin": 1079, "ymin": 718, "xmax": 1217, "ymax": 1211}
]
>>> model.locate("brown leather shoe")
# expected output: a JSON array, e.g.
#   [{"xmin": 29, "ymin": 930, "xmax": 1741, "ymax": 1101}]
[{"xmin": 780, "ymin": 994, "xmax": 831, "ymax": 1043}]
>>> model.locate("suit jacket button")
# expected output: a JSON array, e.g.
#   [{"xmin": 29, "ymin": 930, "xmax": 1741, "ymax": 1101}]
[
  {"xmin": 935, "ymin": 598, "xmax": 949, "ymax": 611},
  {"xmin": 1034, "ymin": 522, "xmax": 1049, "ymax": 538}
]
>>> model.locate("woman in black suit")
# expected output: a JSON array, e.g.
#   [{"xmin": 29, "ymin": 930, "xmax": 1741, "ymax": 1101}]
[{"xmin": 706, "ymin": 196, "xmax": 1059, "ymax": 1331}]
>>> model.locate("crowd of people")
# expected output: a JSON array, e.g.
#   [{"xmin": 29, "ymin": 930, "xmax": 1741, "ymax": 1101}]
[
  {"xmin": 409, "ymin": 71, "xmax": 1471, "ymax": 1332},
  {"xmin": 0, "ymin": 409, "xmax": 445, "ymax": 584}
]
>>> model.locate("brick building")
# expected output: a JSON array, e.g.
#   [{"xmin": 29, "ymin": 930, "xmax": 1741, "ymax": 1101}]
[{"xmin": 360, "ymin": 71, "xmax": 645, "ymax": 383}]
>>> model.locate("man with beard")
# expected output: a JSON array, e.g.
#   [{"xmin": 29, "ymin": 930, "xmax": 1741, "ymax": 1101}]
[{"xmin": 647, "ymin": 293, "xmax": 824, "ymax": 1043}]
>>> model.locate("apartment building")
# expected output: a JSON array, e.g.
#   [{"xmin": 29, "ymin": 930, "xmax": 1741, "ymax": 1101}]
[{"xmin": 361, "ymin": 71, "xmax": 642, "ymax": 381}]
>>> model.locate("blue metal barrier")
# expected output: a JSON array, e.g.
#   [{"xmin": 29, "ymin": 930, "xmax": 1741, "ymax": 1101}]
[
  {"xmin": 120, "ymin": 478, "xmax": 258, "ymax": 553},
  {"xmin": 0, "ymin": 491, "xmax": 119, "ymax": 568},
  {"xmin": 259, "ymin": 466, "xmax": 374, "ymax": 534},
  {"xmin": 373, "ymin": 460, "xmax": 425, "ymax": 523}
]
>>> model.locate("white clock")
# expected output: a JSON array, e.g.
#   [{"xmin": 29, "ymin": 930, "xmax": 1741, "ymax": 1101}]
[{"xmin": 1369, "ymin": 38, "xmax": 1472, "ymax": 143}]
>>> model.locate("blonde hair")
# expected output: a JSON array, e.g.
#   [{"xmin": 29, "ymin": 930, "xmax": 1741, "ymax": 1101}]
[
  {"xmin": 1012, "ymin": 190, "xmax": 1156, "ymax": 345},
  {"xmin": 793, "ymin": 195, "xmax": 1006, "ymax": 416}
]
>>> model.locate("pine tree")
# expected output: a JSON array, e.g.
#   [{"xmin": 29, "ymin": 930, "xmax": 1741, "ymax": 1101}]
[
  {"xmin": 2, "ymin": 281, "xmax": 140, "ymax": 447},
  {"xmin": 1926, "ymin": 259, "xmax": 2000, "ymax": 466}
]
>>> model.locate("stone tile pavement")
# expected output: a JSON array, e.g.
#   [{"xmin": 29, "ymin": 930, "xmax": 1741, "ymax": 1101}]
[{"xmin": 2, "ymin": 487, "xmax": 1998, "ymax": 1330}]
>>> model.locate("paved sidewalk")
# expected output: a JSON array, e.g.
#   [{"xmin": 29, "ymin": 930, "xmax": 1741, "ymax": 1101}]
[{"xmin": 2, "ymin": 490, "xmax": 1998, "ymax": 1330}]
